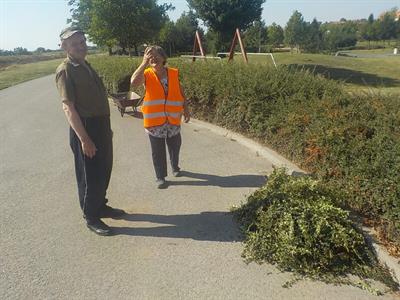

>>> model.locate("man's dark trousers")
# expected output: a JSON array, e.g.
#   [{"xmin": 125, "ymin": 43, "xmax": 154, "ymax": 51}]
[{"xmin": 69, "ymin": 116, "xmax": 113, "ymax": 220}]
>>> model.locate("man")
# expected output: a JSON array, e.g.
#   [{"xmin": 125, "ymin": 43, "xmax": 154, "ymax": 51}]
[{"xmin": 55, "ymin": 26, "xmax": 125, "ymax": 236}]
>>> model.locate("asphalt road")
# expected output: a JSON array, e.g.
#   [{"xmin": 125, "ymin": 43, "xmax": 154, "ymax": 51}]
[{"xmin": 1, "ymin": 75, "xmax": 397, "ymax": 299}]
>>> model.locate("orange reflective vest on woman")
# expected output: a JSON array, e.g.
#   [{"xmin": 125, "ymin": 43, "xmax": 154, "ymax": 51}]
[{"xmin": 142, "ymin": 67, "xmax": 184, "ymax": 128}]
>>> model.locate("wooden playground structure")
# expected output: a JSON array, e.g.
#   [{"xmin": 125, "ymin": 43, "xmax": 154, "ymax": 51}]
[{"xmin": 181, "ymin": 28, "xmax": 277, "ymax": 68}]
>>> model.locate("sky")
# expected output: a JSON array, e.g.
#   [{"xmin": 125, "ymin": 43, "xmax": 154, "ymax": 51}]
[{"xmin": 0, "ymin": 0, "xmax": 399, "ymax": 51}]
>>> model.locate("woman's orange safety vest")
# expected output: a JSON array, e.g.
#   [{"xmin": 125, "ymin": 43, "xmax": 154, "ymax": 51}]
[{"xmin": 142, "ymin": 67, "xmax": 185, "ymax": 128}]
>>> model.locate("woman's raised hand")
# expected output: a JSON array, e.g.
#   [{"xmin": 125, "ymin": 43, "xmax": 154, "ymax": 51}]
[
  {"xmin": 142, "ymin": 47, "xmax": 153, "ymax": 66},
  {"xmin": 131, "ymin": 47, "xmax": 153, "ymax": 87}
]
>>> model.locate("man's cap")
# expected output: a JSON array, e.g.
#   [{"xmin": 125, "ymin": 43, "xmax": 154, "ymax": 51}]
[{"xmin": 60, "ymin": 26, "xmax": 84, "ymax": 40}]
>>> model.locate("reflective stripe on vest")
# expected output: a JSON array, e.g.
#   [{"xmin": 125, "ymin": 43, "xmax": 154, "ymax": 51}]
[
  {"xmin": 141, "ymin": 99, "xmax": 165, "ymax": 106},
  {"xmin": 143, "ymin": 112, "xmax": 181, "ymax": 119},
  {"xmin": 142, "ymin": 67, "xmax": 184, "ymax": 128}
]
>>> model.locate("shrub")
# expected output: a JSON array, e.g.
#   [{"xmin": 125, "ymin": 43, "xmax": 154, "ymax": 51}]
[
  {"xmin": 88, "ymin": 56, "xmax": 140, "ymax": 93},
  {"xmin": 89, "ymin": 56, "xmax": 400, "ymax": 253}
]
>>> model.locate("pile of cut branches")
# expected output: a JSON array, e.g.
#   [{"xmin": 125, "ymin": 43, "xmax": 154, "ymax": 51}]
[{"xmin": 233, "ymin": 168, "xmax": 398, "ymax": 294}]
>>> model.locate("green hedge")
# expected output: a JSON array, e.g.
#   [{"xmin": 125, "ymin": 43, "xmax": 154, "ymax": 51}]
[{"xmin": 89, "ymin": 56, "xmax": 400, "ymax": 249}]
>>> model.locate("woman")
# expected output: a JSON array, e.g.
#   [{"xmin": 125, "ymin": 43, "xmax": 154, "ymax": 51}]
[{"xmin": 131, "ymin": 46, "xmax": 190, "ymax": 189}]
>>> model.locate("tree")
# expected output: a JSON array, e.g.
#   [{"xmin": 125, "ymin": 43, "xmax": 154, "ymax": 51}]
[
  {"xmin": 34, "ymin": 47, "xmax": 46, "ymax": 54},
  {"xmin": 68, "ymin": 0, "xmax": 171, "ymax": 55},
  {"xmin": 159, "ymin": 20, "xmax": 178, "ymax": 56},
  {"xmin": 158, "ymin": 11, "xmax": 202, "ymax": 56},
  {"xmin": 13, "ymin": 47, "xmax": 30, "ymax": 55},
  {"xmin": 321, "ymin": 22, "xmax": 357, "ymax": 52},
  {"xmin": 284, "ymin": 10, "xmax": 306, "ymax": 52},
  {"xmin": 174, "ymin": 11, "xmax": 202, "ymax": 53},
  {"xmin": 360, "ymin": 14, "xmax": 376, "ymax": 48},
  {"xmin": 268, "ymin": 23, "xmax": 284, "ymax": 47},
  {"xmin": 244, "ymin": 20, "xmax": 267, "ymax": 52},
  {"xmin": 379, "ymin": 13, "xmax": 397, "ymax": 44},
  {"xmin": 0, "ymin": 49, "xmax": 14, "ymax": 56},
  {"xmin": 69, "ymin": 0, "xmax": 115, "ymax": 53},
  {"xmin": 302, "ymin": 18, "xmax": 322, "ymax": 53},
  {"xmin": 68, "ymin": 0, "xmax": 93, "ymax": 31},
  {"xmin": 204, "ymin": 29, "xmax": 219, "ymax": 54},
  {"xmin": 187, "ymin": 0, "xmax": 265, "ymax": 51},
  {"xmin": 396, "ymin": 12, "xmax": 400, "ymax": 42}
]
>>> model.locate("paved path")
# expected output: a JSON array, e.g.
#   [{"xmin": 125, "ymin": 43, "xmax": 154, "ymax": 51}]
[
  {"xmin": 335, "ymin": 51, "xmax": 400, "ymax": 58},
  {"xmin": 1, "ymin": 75, "xmax": 397, "ymax": 299}
]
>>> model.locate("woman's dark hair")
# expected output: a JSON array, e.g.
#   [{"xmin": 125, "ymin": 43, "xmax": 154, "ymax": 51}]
[{"xmin": 150, "ymin": 45, "xmax": 168, "ymax": 65}]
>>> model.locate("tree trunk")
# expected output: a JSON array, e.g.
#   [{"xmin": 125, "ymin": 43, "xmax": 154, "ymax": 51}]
[
  {"xmin": 108, "ymin": 46, "xmax": 112, "ymax": 56},
  {"xmin": 134, "ymin": 44, "xmax": 138, "ymax": 56}
]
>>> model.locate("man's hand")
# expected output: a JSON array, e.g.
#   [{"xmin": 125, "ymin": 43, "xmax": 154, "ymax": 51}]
[
  {"xmin": 62, "ymin": 100, "xmax": 97, "ymax": 158},
  {"xmin": 81, "ymin": 137, "xmax": 97, "ymax": 158}
]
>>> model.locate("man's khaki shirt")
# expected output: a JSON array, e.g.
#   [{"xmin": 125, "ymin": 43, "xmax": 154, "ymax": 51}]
[{"xmin": 55, "ymin": 57, "xmax": 110, "ymax": 118}]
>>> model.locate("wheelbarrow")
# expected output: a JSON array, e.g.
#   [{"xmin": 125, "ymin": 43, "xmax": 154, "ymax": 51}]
[{"xmin": 109, "ymin": 91, "xmax": 143, "ymax": 117}]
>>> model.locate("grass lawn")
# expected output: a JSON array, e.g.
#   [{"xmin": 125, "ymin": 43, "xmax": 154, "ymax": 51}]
[
  {"xmin": 356, "ymin": 39, "xmax": 399, "ymax": 49},
  {"xmin": 0, "ymin": 52, "xmax": 66, "ymax": 71},
  {"xmin": 0, "ymin": 59, "xmax": 64, "ymax": 90},
  {"xmin": 243, "ymin": 52, "xmax": 400, "ymax": 95},
  {"xmin": 346, "ymin": 49, "xmax": 397, "ymax": 55},
  {"xmin": 0, "ymin": 53, "xmax": 107, "ymax": 90}
]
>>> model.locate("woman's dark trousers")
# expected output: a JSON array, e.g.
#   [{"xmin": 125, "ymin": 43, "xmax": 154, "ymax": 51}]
[
  {"xmin": 148, "ymin": 133, "xmax": 181, "ymax": 179},
  {"xmin": 69, "ymin": 116, "xmax": 113, "ymax": 221}
]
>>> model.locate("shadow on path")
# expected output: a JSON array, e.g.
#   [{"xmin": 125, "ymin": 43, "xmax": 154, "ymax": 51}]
[
  {"xmin": 169, "ymin": 171, "xmax": 267, "ymax": 188},
  {"xmin": 125, "ymin": 110, "xmax": 143, "ymax": 118},
  {"xmin": 112, "ymin": 211, "xmax": 242, "ymax": 242}
]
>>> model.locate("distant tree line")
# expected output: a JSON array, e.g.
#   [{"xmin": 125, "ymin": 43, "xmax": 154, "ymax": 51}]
[
  {"xmin": 2, "ymin": 1, "xmax": 399, "ymax": 56},
  {"xmin": 242, "ymin": 8, "xmax": 400, "ymax": 53},
  {"xmin": 0, "ymin": 46, "xmax": 97, "ymax": 57},
  {"xmin": 66, "ymin": 0, "xmax": 266, "ymax": 55},
  {"xmin": 67, "ymin": 0, "xmax": 398, "ymax": 55},
  {"xmin": 0, "ymin": 47, "xmax": 56, "ymax": 56}
]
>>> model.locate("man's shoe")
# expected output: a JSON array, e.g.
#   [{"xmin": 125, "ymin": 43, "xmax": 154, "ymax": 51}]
[
  {"xmin": 86, "ymin": 219, "xmax": 112, "ymax": 236},
  {"xmin": 100, "ymin": 205, "xmax": 126, "ymax": 218},
  {"xmin": 156, "ymin": 178, "xmax": 168, "ymax": 189}
]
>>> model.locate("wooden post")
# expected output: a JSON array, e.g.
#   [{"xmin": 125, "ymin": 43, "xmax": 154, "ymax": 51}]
[
  {"xmin": 192, "ymin": 30, "xmax": 206, "ymax": 62},
  {"xmin": 228, "ymin": 28, "xmax": 248, "ymax": 63},
  {"xmin": 228, "ymin": 31, "xmax": 238, "ymax": 61}
]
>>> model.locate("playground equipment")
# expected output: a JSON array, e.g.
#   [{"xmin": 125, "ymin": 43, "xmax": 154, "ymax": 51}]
[
  {"xmin": 191, "ymin": 30, "xmax": 205, "ymax": 61},
  {"xmin": 182, "ymin": 28, "xmax": 276, "ymax": 67},
  {"xmin": 180, "ymin": 55, "xmax": 221, "ymax": 60},
  {"xmin": 217, "ymin": 52, "xmax": 277, "ymax": 68},
  {"xmin": 227, "ymin": 28, "xmax": 248, "ymax": 63},
  {"xmin": 180, "ymin": 30, "xmax": 222, "ymax": 61}
]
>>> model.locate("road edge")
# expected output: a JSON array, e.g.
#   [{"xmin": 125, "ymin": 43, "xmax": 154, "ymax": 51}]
[{"xmin": 188, "ymin": 119, "xmax": 302, "ymax": 173}]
